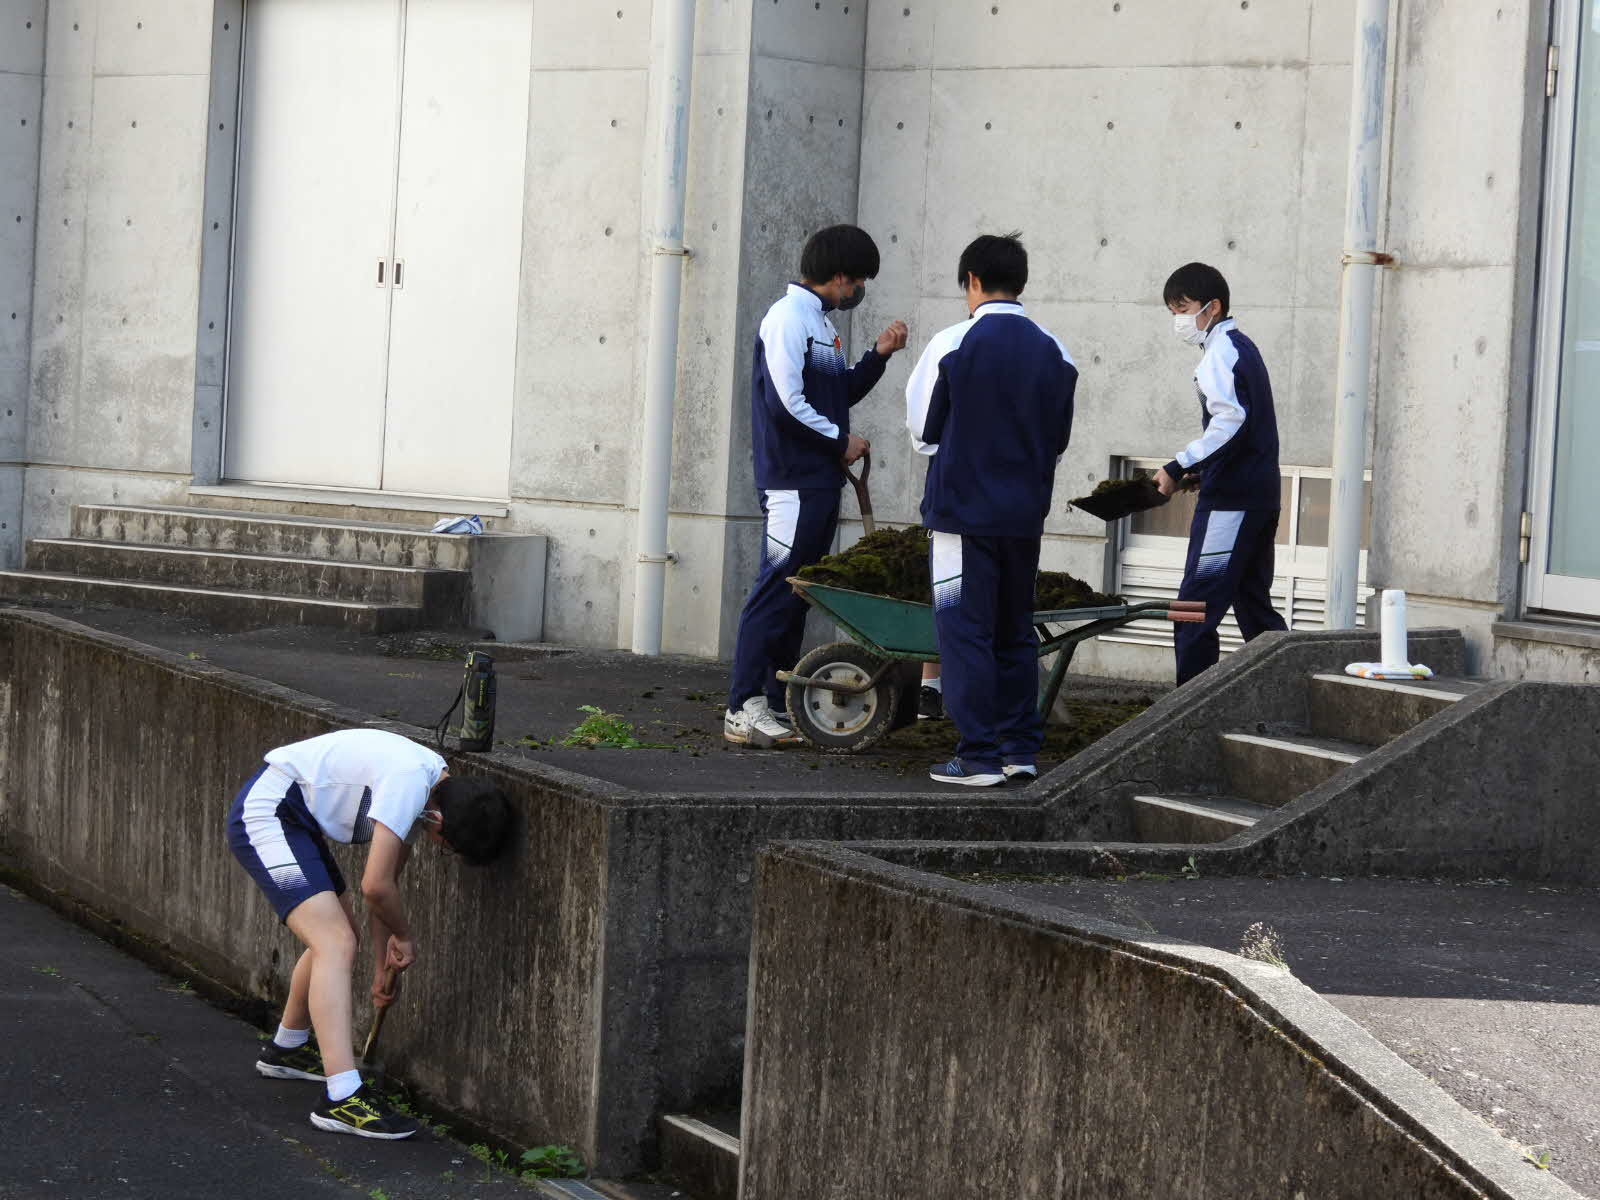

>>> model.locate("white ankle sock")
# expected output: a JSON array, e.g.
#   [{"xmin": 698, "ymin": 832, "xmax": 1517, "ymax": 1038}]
[
  {"xmin": 274, "ymin": 1023, "xmax": 310, "ymax": 1049},
  {"xmin": 326, "ymin": 1069, "xmax": 362, "ymax": 1102},
  {"xmin": 924, "ymin": 677, "xmax": 943, "ymax": 692}
]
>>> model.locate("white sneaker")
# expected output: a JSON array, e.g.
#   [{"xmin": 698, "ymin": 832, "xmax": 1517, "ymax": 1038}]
[
  {"xmin": 740, "ymin": 697, "xmax": 802, "ymax": 748},
  {"xmin": 1002, "ymin": 763, "xmax": 1039, "ymax": 780},
  {"xmin": 724, "ymin": 708, "xmax": 752, "ymax": 745}
]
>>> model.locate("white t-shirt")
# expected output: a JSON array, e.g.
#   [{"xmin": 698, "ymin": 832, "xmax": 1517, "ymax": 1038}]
[{"xmin": 264, "ymin": 729, "xmax": 446, "ymax": 845}]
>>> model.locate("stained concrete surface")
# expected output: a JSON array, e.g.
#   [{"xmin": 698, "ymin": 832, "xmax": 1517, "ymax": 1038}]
[
  {"xmin": 971, "ymin": 874, "xmax": 1600, "ymax": 1196},
  {"xmin": 0, "ymin": 883, "xmax": 552, "ymax": 1200},
  {"xmin": 29, "ymin": 602, "xmax": 1158, "ymax": 795}
]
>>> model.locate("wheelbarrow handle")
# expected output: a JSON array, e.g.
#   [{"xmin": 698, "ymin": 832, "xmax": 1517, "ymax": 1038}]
[
  {"xmin": 1167, "ymin": 600, "xmax": 1207, "ymax": 612},
  {"xmin": 843, "ymin": 450, "xmax": 875, "ymax": 536}
]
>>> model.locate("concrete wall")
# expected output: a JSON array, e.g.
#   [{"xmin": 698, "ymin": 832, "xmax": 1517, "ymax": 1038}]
[
  {"xmin": 743, "ymin": 842, "xmax": 1563, "ymax": 1199},
  {"xmin": 0, "ymin": 609, "xmax": 1036, "ymax": 1174},
  {"xmin": 24, "ymin": 0, "xmax": 216, "ymax": 543},
  {"xmin": 1366, "ymin": 3, "xmax": 1550, "ymax": 670},
  {"xmin": 0, "ymin": 1, "xmax": 45, "ymax": 568}
]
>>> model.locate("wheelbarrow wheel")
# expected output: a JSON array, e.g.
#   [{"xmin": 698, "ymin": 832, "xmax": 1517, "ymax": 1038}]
[{"xmin": 785, "ymin": 642, "xmax": 900, "ymax": 754}]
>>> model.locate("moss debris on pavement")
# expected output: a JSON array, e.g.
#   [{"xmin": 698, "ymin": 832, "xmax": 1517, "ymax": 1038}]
[{"xmin": 796, "ymin": 525, "xmax": 1119, "ymax": 608}]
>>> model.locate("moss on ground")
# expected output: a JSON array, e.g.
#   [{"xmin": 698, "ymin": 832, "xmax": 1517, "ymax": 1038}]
[{"xmin": 796, "ymin": 525, "xmax": 1119, "ymax": 609}]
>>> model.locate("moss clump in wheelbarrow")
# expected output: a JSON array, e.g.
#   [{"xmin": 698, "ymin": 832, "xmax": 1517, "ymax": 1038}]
[{"xmin": 796, "ymin": 525, "xmax": 1119, "ymax": 608}]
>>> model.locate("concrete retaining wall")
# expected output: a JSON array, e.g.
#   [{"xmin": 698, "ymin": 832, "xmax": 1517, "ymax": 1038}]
[
  {"xmin": 0, "ymin": 610, "xmax": 1036, "ymax": 1173},
  {"xmin": 742, "ymin": 843, "xmax": 1576, "ymax": 1200}
]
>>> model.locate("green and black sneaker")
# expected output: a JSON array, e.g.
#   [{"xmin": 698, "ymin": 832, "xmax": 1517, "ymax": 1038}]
[
  {"xmin": 256, "ymin": 1039, "xmax": 325, "ymax": 1082},
  {"xmin": 309, "ymin": 1085, "xmax": 420, "ymax": 1140}
]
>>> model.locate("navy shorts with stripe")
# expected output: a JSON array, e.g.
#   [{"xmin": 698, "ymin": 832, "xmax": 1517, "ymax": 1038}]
[{"xmin": 227, "ymin": 764, "xmax": 347, "ymax": 923}]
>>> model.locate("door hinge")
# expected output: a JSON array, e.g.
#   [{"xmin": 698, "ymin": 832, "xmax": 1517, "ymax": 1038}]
[
  {"xmin": 1519, "ymin": 510, "xmax": 1533, "ymax": 564},
  {"xmin": 1548, "ymin": 43, "xmax": 1560, "ymax": 99}
]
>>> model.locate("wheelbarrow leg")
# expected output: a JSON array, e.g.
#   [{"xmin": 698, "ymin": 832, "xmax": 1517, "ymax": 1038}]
[{"xmin": 1037, "ymin": 640, "xmax": 1079, "ymax": 721}]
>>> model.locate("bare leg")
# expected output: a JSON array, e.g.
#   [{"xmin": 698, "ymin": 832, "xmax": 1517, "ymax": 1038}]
[
  {"xmin": 921, "ymin": 663, "xmax": 941, "ymax": 682},
  {"xmin": 280, "ymin": 893, "xmax": 359, "ymax": 1034},
  {"xmin": 280, "ymin": 949, "xmax": 315, "ymax": 1031},
  {"xmin": 285, "ymin": 891, "xmax": 359, "ymax": 1078}
]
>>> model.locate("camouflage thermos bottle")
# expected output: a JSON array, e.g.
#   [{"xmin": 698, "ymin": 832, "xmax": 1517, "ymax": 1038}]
[{"xmin": 457, "ymin": 651, "xmax": 497, "ymax": 752}]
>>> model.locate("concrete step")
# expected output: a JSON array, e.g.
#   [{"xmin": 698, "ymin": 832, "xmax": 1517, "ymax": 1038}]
[
  {"xmin": 659, "ymin": 1113, "xmax": 739, "ymax": 1200},
  {"xmin": 0, "ymin": 571, "xmax": 422, "ymax": 634},
  {"xmin": 26, "ymin": 539, "xmax": 468, "ymax": 616},
  {"xmin": 1219, "ymin": 731, "xmax": 1368, "ymax": 808},
  {"xmin": 1307, "ymin": 672, "xmax": 1479, "ymax": 746},
  {"xmin": 71, "ymin": 504, "xmax": 480, "ymax": 571},
  {"xmin": 1131, "ymin": 793, "xmax": 1276, "ymax": 844}
]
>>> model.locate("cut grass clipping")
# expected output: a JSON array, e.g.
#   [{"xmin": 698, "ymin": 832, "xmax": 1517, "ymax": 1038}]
[{"xmin": 796, "ymin": 525, "xmax": 1119, "ymax": 609}]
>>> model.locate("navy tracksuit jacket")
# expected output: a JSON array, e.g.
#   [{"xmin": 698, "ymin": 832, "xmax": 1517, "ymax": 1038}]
[
  {"xmin": 907, "ymin": 301, "xmax": 1078, "ymax": 771},
  {"xmin": 1161, "ymin": 317, "xmax": 1287, "ymax": 685},
  {"xmin": 727, "ymin": 283, "xmax": 888, "ymax": 713}
]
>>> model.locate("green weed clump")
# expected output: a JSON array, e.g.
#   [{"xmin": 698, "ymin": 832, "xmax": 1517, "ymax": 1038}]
[
  {"xmin": 796, "ymin": 525, "xmax": 1118, "ymax": 608},
  {"xmin": 561, "ymin": 706, "xmax": 668, "ymax": 750}
]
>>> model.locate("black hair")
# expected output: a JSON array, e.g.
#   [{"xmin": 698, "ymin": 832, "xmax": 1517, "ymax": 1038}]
[
  {"xmin": 432, "ymin": 775, "xmax": 514, "ymax": 866},
  {"xmin": 1162, "ymin": 261, "xmax": 1230, "ymax": 317},
  {"xmin": 799, "ymin": 224, "xmax": 880, "ymax": 284},
  {"xmin": 957, "ymin": 232, "xmax": 1028, "ymax": 297}
]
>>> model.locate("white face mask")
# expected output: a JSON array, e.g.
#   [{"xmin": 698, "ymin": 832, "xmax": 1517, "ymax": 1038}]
[{"xmin": 1172, "ymin": 304, "xmax": 1213, "ymax": 347}]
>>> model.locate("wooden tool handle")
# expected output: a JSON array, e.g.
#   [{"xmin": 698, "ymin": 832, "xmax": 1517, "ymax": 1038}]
[
  {"xmin": 844, "ymin": 451, "xmax": 876, "ymax": 536},
  {"xmin": 362, "ymin": 966, "xmax": 396, "ymax": 1061}
]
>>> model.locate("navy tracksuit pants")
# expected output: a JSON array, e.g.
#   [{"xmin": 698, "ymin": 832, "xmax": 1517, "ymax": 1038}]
[
  {"xmin": 930, "ymin": 531, "xmax": 1042, "ymax": 773},
  {"xmin": 727, "ymin": 487, "xmax": 841, "ymax": 712},
  {"xmin": 1174, "ymin": 508, "xmax": 1288, "ymax": 686}
]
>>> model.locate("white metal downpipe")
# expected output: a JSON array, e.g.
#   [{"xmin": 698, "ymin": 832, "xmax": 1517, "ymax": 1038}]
[
  {"xmin": 1325, "ymin": 0, "xmax": 1393, "ymax": 629},
  {"xmin": 631, "ymin": 0, "xmax": 697, "ymax": 656}
]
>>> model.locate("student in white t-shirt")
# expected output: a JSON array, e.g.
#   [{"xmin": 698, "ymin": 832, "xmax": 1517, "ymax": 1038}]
[{"xmin": 225, "ymin": 728, "xmax": 512, "ymax": 1140}]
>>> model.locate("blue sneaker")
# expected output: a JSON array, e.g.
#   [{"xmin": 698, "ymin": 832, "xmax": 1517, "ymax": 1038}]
[
  {"xmin": 1002, "ymin": 761, "xmax": 1039, "ymax": 782},
  {"xmin": 928, "ymin": 759, "xmax": 1006, "ymax": 787}
]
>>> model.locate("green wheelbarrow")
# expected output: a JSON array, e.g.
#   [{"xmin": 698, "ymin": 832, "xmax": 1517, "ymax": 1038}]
[{"xmin": 776, "ymin": 577, "xmax": 1207, "ymax": 753}]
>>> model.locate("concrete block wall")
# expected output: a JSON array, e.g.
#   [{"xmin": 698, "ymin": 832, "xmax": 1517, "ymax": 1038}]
[
  {"xmin": 851, "ymin": 1, "xmax": 1360, "ymax": 680},
  {"xmin": 0, "ymin": 1, "xmax": 45, "ymax": 568}
]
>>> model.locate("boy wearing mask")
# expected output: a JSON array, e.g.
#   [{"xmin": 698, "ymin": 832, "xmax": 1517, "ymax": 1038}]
[
  {"xmin": 1154, "ymin": 261, "xmax": 1287, "ymax": 685},
  {"xmin": 725, "ymin": 225, "xmax": 909, "ymax": 746}
]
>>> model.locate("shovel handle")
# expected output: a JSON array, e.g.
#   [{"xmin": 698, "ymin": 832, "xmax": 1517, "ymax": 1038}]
[{"xmin": 844, "ymin": 451, "xmax": 875, "ymax": 536}]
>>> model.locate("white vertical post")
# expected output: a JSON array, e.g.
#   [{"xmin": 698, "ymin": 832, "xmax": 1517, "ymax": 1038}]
[
  {"xmin": 1326, "ymin": 0, "xmax": 1392, "ymax": 629},
  {"xmin": 631, "ymin": 0, "xmax": 697, "ymax": 656}
]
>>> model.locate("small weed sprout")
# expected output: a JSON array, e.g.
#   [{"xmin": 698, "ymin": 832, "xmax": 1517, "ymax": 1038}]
[
  {"xmin": 1239, "ymin": 922, "xmax": 1290, "ymax": 970},
  {"xmin": 369, "ymin": 1190, "xmax": 392, "ymax": 1200},
  {"xmin": 520, "ymin": 1144, "xmax": 586, "ymax": 1180},
  {"xmin": 1524, "ymin": 1146, "xmax": 1553, "ymax": 1170},
  {"xmin": 33, "ymin": 965, "xmax": 60, "ymax": 977},
  {"xmin": 1180, "ymin": 855, "xmax": 1201, "ymax": 880}
]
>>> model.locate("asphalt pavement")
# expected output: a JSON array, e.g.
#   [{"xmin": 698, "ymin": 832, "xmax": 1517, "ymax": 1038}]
[{"xmin": 0, "ymin": 882, "xmax": 578, "ymax": 1200}]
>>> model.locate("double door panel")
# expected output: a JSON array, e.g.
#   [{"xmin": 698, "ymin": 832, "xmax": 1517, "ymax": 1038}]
[{"xmin": 226, "ymin": 0, "xmax": 530, "ymax": 498}]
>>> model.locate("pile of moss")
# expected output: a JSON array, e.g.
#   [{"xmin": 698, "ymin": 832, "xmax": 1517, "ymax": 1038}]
[{"xmin": 796, "ymin": 525, "xmax": 1119, "ymax": 609}]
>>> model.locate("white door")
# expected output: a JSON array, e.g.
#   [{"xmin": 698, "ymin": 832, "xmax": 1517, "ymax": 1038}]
[
  {"xmin": 1529, "ymin": 0, "xmax": 1600, "ymax": 616},
  {"xmin": 381, "ymin": 0, "xmax": 531, "ymax": 497},
  {"xmin": 225, "ymin": 0, "xmax": 523, "ymax": 500},
  {"xmin": 225, "ymin": 0, "xmax": 403, "ymax": 489}
]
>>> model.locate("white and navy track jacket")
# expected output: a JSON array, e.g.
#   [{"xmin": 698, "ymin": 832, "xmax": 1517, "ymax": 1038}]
[
  {"xmin": 905, "ymin": 301, "xmax": 1077, "ymax": 538},
  {"xmin": 750, "ymin": 283, "xmax": 888, "ymax": 490},
  {"xmin": 1162, "ymin": 318, "xmax": 1280, "ymax": 512}
]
